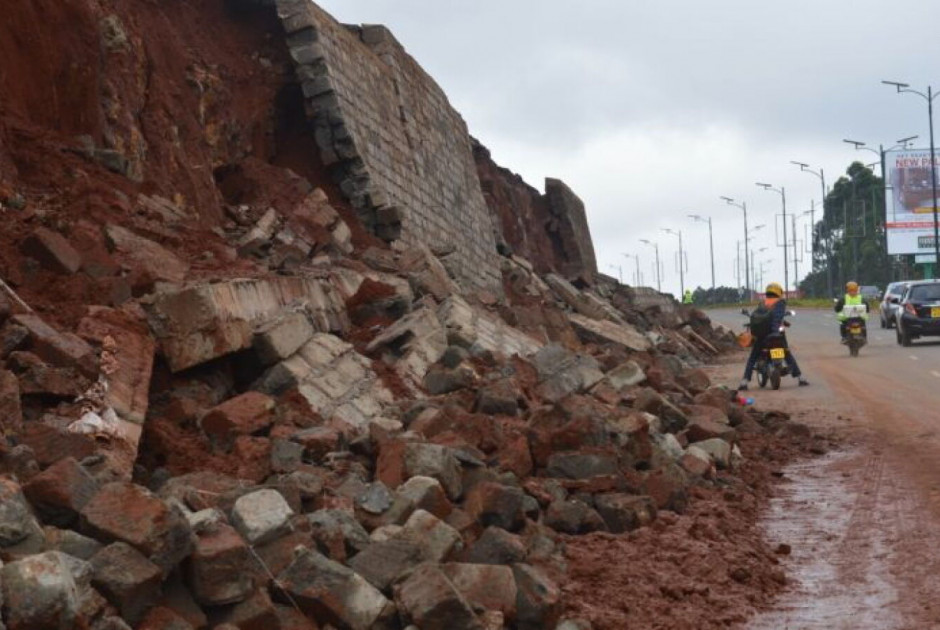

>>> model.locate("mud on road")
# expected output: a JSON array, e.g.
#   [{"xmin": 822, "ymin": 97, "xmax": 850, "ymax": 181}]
[{"xmin": 709, "ymin": 308, "xmax": 940, "ymax": 629}]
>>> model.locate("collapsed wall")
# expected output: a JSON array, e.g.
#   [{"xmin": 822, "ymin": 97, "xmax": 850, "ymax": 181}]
[
  {"xmin": 473, "ymin": 140, "xmax": 598, "ymax": 285},
  {"xmin": 268, "ymin": 0, "xmax": 503, "ymax": 293}
]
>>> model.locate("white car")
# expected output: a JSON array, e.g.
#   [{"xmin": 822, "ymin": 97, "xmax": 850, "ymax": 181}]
[{"xmin": 880, "ymin": 281, "xmax": 909, "ymax": 328}]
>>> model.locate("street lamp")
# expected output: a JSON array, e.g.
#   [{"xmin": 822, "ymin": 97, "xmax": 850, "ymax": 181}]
[
  {"xmin": 622, "ymin": 253, "xmax": 641, "ymax": 287},
  {"xmin": 842, "ymin": 135, "xmax": 918, "ymax": 283},
  {"xmin": 721, "ymin": 196, "xmax": 750, "ymax": 294},
  {"xmin": 639, "ymin": 239, "xmax": 661, "ymax": 292},
  {"xmin": 687, "ymin": 214, "xmax": 715, "ymax": 289},
  {"xmin": 661, "ymin": 228, "xmax": 685, "ymax": 296},
  {"xmin": 757, "ymin": 182, "xmax": 789, "ymax": 295},
  {"xmin": 791, "ymin": 160, "xmax": 831, "ymax": 297},
  {"xmin": 883, "ymin": 80, "xmax": 940, "ymax": 273}
]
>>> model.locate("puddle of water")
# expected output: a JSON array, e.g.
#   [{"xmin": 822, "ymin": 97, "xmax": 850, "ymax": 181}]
[{"xmin": 747, "ymin": 449, "xmax": 903, "ymax": 629}]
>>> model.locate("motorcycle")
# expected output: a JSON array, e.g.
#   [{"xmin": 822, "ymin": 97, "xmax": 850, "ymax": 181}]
[
  {"xmin": 742, "ymin": 309, "xmax": 796, "ymax": 390},
  {"xmin": 839, "ymin": 302, "xmax": 868, "ymax": 357}
]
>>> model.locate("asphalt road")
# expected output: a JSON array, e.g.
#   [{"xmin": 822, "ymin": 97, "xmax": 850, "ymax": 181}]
[{"xmin": 707, "ymin": 307, "xmax": 940, "ymax": 629}]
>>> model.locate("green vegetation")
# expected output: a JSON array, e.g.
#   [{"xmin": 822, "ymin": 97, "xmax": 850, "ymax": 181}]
[{"xmin": 799, "ymin": 161, "xmax": 917, "ymax": 298}]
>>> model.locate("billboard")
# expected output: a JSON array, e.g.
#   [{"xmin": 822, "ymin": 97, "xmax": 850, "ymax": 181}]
[{"xmin": 885, "ymin": 149, "xmax": 940, "ymax": 255}]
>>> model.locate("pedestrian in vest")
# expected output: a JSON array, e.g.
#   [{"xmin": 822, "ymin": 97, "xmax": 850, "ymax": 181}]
[
  {"xmin": 834, "ymin": 281, "xmax": 869, "ymax": 343},
  {"xmin": 738, "ymin": 282, "xmax": 809, "ymax": 390},
  {"xmin": 683, "ymin": 289, "xmax": 693, "ymax": 304}
]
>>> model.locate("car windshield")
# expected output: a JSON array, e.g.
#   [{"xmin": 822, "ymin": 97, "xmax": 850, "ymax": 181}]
[{"xmin": 909, "ymin": 284, "xmax": 940, "ymax": 302}]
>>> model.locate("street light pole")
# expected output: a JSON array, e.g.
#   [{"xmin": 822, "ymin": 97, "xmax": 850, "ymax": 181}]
[
  {"xmin": 688, "ymin": 214, "xmax": 715, "ymax": 289},
  {"xmin": 721, "ymin": 197, "xmax": 749, "ymax": 296},
  {"xmin": 883, "ymin": 80, "xmax": 940, "ymax": 275},
  {"xmin": 843, "ymin": 135, "xmax": 919, "ymax": 283},
  {"xmin": 622, "ymin": 253, "xmax": 641, "ymax": 287},
  {"xmin": 662, "ymin": 228, "xmax": 685, "ymax": 296},
  {"xmin": 792, "ymin": 161, "xmax": 832, "ymax": 296},
  {"xmin": 757, "ymin": 183, "xmax": 789, "ymax": 295},
  {"xmin": 639, "ymin": 239, "xmax": 661, "ymax": 292}
]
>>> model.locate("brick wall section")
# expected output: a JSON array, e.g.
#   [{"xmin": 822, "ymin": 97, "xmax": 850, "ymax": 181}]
[{"xmin": 270, "ymin": 0, "xmax": 502, "ymax": 293}]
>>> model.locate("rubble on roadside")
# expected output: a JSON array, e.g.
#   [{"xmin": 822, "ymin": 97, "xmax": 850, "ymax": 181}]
[{"xmin": 0, "ymin": 213, "xmax": 816, "ymax": 629}]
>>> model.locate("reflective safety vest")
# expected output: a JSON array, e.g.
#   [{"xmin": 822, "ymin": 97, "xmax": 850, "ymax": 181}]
[
  {"xmin": 682, "ymin": 291, "xmax": 693, "ymax": 304},
  {"xmin": 838, "ymin": 293, "xmax": 866, "ymax": 321}
]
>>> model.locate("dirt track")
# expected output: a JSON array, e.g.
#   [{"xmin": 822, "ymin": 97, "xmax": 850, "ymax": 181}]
[{"xmin": 709, "ymin": 307, "xmax": 940, "ymax": 629}]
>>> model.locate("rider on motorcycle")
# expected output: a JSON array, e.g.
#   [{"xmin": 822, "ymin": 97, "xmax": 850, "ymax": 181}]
[
  {"xmin": 738, "ymin": 282, "xmax": 810, "ymax": 390},
  {"xmin": 834, "ymin": 281, "xmax": 869, "ymax": 343}
]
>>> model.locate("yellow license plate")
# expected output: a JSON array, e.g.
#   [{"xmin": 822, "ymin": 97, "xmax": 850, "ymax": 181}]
[
  {"xmin": 769, "ymin": 348, "xmax": 785, "ymax": 359},
  {"xmin": 932, "ymin": 307, "xmax": 940, "ymax": 318}
]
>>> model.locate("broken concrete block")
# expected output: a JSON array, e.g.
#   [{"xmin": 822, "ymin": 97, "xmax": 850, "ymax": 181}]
[
  {"xmin": 11, "ymin": 314, "xmax": 96, "ymax": 376},
  {"xmin": 442, "ymin": 563, "xmax": 518, "ymax": 620},
  {"xmin": 366, "ymin": 306, "xmax": 448, "ymax": 384},
  {"xmin": 401, "ymin": 509, "xmax": 462, "ymax": 562},
  {"xmin": 437, "ymin": 295, "xmax": 542, "ymax": 358},
  {"xmin": 21, "ymin": 226, "xmax": 83, "ymax": 274},
  {"xmin": 593, "ymin": 494, "xmax": 657, "ymax": 533},
  {"xmin": 252, "ymin": 310, "xmax": 315, "ymax": 365},
  {"xmin": 307, "ymin": 509, "xmax": 371, "ymax": 560},
  {"xmin": 544, "ymin": 452, "xmax": 618, "ymax": 480},
  {"xmin": 605, "ymin": 360, "xmax": 647, "ymax": 390},
  {"xmin": 80, "ymin": 482, "xmax": 194, "ymax": 575},
  {"xmin": 348, "ymin": 537, "xmax": 426, "ymax": 591},
  {"xmin": 513, "ymin": 563, "xmax": 562, "ymax": 630},
  {"xmin": 1, "ymin": 551, "xmax": 82, "ymax": 630},
  {"xmin": 377, "ymin": 441, "xmax": 463, "ymax": 500},
  {"xmin": 188, "ymin": 523, "xmax": 254, "ymax": 606},
  {"xmin": 463, "ymin": 482, "xmax": 526, "ymax": 532},
  {"xmin": 693, "ymin": 438, "xmax": 733, "ymax": 469},
  {"xmin": 143, "ymin": 277, "xmax": 347, "ymax": 372},
  {"xmin": 91, "ymin": 542, "xmax": 163, "ymax": 625},
  {"xmin": 199, "ymin": 391, "xmax": 275, "ymax": 452},
  {"xmin": 105, "ymin": 224, "xmax": 189, "ymax": 284},
  {"xmin": 277, "ymin": 548, "xmax": 393, "ymax": 630},
  {"xmin": 463, "ymin": 526, "xmax": 527, "ymax": 565},
  {"xmin": 568, "ymin": 313, "xmax": 651, "ymax": 353},
  {"xmin": 23, "ymin": 456, "xmax": 99, "ymax": 527},
  {"xmin": 544, "ymin": 500, "xmax": 606, "ymax": 534},
  {"xmin": 532, "ymin": 344, "xmax": 604, "ymax": 403},
  {"xmin": 230, "ymin": 489, "xmax": 293, "ymax": 546},
  {"xmin": 0, "ymin": 477, "xmax": 45, "ymax": 557},
  {"xmin": 395, "ymin": 563, "xmax": 483, "ymax": 630}
]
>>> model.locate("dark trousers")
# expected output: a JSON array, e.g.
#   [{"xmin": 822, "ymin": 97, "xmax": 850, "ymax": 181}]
[{"xmin": 743, "ymin": 335, "xmax": 802, "ymax": 380}]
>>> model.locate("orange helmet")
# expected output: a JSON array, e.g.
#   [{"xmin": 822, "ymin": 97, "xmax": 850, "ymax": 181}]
[{"xmin": 846, "ymin": 281, "xmax": 859, "ymax": 293}]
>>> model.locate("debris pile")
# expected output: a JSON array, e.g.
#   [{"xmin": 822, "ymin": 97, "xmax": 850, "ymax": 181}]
[{"xmin": 0, "ymin": 198, "xmax": 802, "ymax": 629}]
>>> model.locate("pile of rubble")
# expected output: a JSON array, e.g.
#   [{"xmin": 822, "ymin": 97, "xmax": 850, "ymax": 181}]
[{"xmin": 0, "ymin": 188, "xmax": 786, "ymax": 630}]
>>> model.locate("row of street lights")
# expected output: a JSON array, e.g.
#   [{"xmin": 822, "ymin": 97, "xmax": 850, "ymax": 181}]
[{"xmin": 621, "ymin": 80, "xmax": 938, "ymax": 296}]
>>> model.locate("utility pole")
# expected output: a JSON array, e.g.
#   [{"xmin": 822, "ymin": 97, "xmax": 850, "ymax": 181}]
[
  {"xmin": 883, "ymin": 81, "xmax": 940, "ymax": 277},
  {"xmin": 639, "ymin": 239, "xmax": 661, "ymax": 292},
  {"xmin": 758, "ymin": 183, "xmax": 788, "ymax": 295},
  {"xmin": 722, "ymin": 197, "xmax": 750, "ymax": 296},
  {"xmin": 688, "ymin": 214, "xmax": 715, "ymax": 290},
  {"xmin": 662, "ymin": 228, "xmax": 685, "ymax": 296}
]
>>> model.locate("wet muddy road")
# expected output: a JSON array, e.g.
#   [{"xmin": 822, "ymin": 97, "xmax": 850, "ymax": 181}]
[{"xmin": 709, "ymin": 307, "xmax": 940, "ymax": 629}]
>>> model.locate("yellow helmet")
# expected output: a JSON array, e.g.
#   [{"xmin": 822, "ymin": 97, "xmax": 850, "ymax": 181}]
[
  {"xmin": 846, "ymin": 281, "xmax": 859, "ymax": 292},
  {"xmin": 765, "ymin": 282, "xmax": 783, "ymax": 297}
]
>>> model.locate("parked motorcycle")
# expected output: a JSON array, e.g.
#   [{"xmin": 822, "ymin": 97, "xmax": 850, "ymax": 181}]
[{"xmin": 741, "ymin": 309, "xmax": 796, "ymax": 390}]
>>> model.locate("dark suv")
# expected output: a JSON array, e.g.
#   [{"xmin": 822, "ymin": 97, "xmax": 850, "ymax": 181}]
[{"xmin": 894, "ymin": 280, "xmax": 940, "ymax": 346}]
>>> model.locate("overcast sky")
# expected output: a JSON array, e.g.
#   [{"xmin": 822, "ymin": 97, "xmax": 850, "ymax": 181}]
[{"xmin": 316, "ymin": 0, "xmax": 940, "ymax": 296}]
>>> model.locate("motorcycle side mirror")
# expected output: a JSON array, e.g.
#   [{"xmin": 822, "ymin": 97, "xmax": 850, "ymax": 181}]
[
  {"xmin": 889, "ymin": 297, "xmax": 900, "ymax": 304},
  {"xmin": 787, "ymin": 310, "xmax": 796, "ymax": 317}
]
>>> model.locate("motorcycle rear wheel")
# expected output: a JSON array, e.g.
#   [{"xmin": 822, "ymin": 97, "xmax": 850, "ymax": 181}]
[
  {"xmin": 849, "ymin": 342, "xmax": 859, "ymax": 357},
  {"xmin": 770, "ymin": 366, "xmax": 781, "ymax": 390},
  {"xmin": 757, "ymin": 366, "xmax": 768, "ymax": 388}
]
